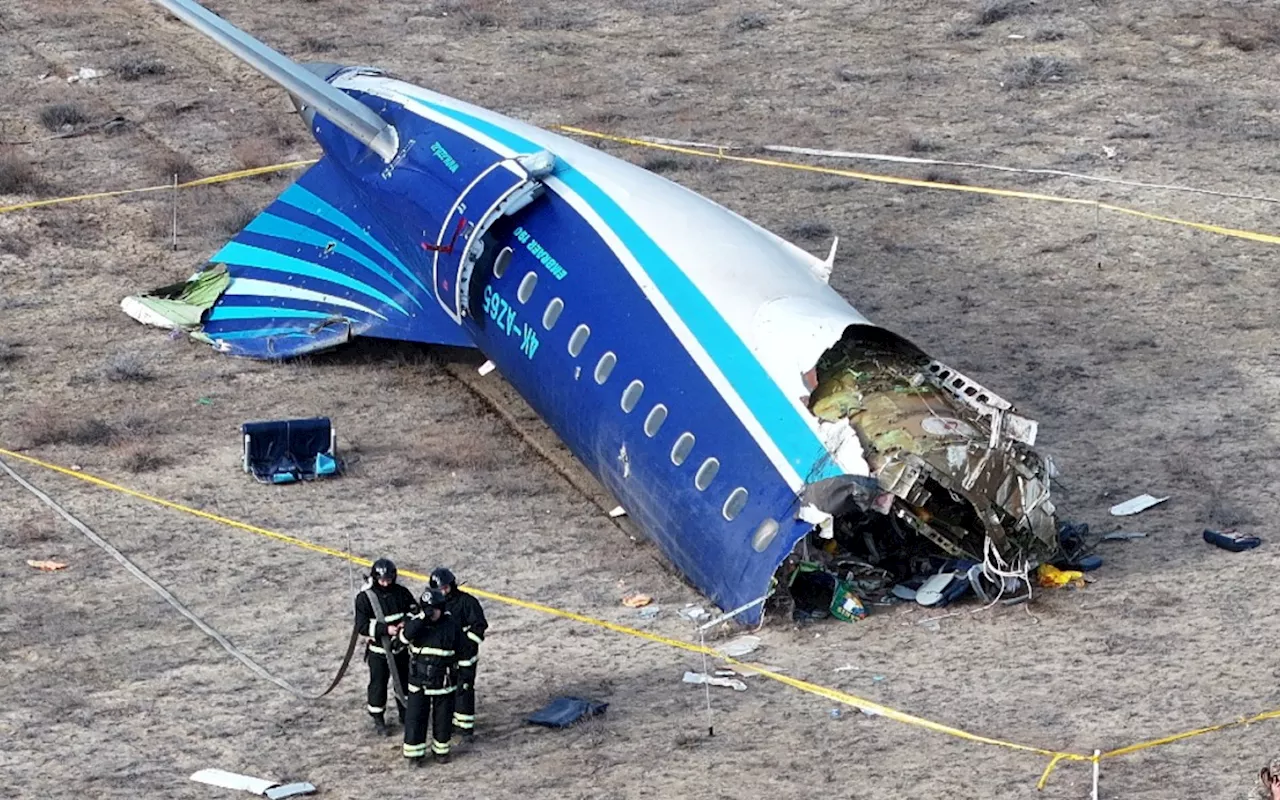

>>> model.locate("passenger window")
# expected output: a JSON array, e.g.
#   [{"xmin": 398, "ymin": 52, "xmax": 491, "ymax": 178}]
[
  {"xmin": 543, "ymin": 298, "xmax": 564, "ymax": 330},
  {"xmin": 493, "ymin": 246, "xmax": 513, "ymax": 279},
  {"xmin": 644, "ymin": 405, "xmax": 667, "ymax": 437},
  {"xmin": 621, "ymin": 380, "xmax": 644, "ymax": 413},
  {"xmin": 722, "ymin": 487, "xmax": 748, "ymax": 520},
  {"xmin": 517, "ymin": 271, "xmax": 537, "ymax": 303},
  {"xmin": 751, "ymin": 519, "xmax": 780, "ymax": 552},
  {"xmin": 594, "ymin": 352, "xmax": 617, "ymax": 384},
  {"xmin": 695, "ymin": 458, "xmax": 720, "ymax": 491},
  {"xmin": 568, "ymin": 324, "xmax": 590, "ymax": 357},
  {"xmin": 671, "ymin": 432, "xmax": 695, "ymax": 466}
]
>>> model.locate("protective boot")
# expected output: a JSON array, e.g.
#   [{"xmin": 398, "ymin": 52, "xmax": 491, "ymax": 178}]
[
  {"xmin": 371, "ymin": 713, "xmax": 390, "ymax": 737},
  {"xmin": 433, "ymin": 752, "xmax": 451, "ymax": 765}
]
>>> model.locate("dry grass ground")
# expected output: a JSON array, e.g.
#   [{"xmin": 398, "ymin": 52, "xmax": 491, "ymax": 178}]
[{"xmin": 4, "ymin": 0, "xmax": 1280, "ymax": 798}]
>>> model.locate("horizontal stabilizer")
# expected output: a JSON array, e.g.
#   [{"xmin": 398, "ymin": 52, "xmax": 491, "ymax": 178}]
[
  {"xmin": 123, "ymin": 158, "xmax": 474, "ymax": 358},
  {"xmin": 148, "ymin": 0, "xmax": 397, "ymax": 161}
]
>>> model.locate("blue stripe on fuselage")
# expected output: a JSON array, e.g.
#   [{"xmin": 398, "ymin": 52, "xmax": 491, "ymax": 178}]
[{"xmin": 399, "ymin": 93, "xmax": 838, "ymax": 483}]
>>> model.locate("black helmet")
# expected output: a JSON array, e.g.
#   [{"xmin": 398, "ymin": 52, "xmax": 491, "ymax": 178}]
[
  {"xmin": 371, "ymin": 558, "xmax": 397, "ymax": 584},
  {"xmin": 428, "ymin": 567, "xmax": 456, "ymax": 591},
  {"xmin": 421, "ymin": 588, "xmax": 448, "ymax": 609}
]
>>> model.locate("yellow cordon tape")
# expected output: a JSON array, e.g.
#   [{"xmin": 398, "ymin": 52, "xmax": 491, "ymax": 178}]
[
  {"xmin": 0, "ymin": 448, "xmax": 1086, "ymax": 779},
  {"xmin": 3, "ymin": 131, "xmax": 1280, "ymax": 251},
  {"xmin": 1, "ymin": 129, "xmax": 1278, "ymax": 786},
  {"xmin": 7, "ymin": 449, "xmax": 1280, "ymax": 787},
  {"xmin": 554, "ymin": 125, "xmax": 1280, "ymax": 248},
  {"xmin": 0, "ymin": 159, "xmax": 318, "ymax": 215}
]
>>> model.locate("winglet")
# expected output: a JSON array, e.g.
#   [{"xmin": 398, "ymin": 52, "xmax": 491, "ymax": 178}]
[{"xmin": 147, "ymin": 0, "xmax": 399, "ymax": 162}]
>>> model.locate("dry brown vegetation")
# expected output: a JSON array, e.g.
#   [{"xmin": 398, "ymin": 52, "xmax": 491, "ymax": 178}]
[
  {"xmin": 0, "ymin": 339, "xmax": 21, "ymax": 365},
  {"xmin": 230, "ymin": 138, "xmax": 279, "ymax": 172},
  {"xmin": 1002, "ymin": 54, "xmax": 1074, "ymax": 89},
  {"xmin": 102, "ymin": 352, "xmax": 154, "ymax": 383},
  {"xmin": 120, "ymin": 446, "xmax": 171, "ymax": 473},
  {"xmin": 38, "ymin": 102, "xmax": 88, "ymax": 132},
  {"xmin": 114, "ymin": 57, "xmax": 167, "ymax": 82},
  {"xmin": 0, "ymin": 152, "xmax": 42, "ymax": 194},
  {"xmin": 152, "ymin": 150, "xmax": 198, "ymax": 183}
]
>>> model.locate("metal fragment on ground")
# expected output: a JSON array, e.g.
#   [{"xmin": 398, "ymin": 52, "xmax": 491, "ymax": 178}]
[
  {"xmin": 1109, "ymin": 494, "xmax": 1169, "ymax": 516},
  {"xmin": 682, "ymin": 671, "xmax": 747, "ymax": 691},
  {"xmin": 714, "ymin": 635, "xmax": 761, "ymax": 658},
  {"xmin": 678, "ymin": 605, "xmax": 710, "ymax": 622}
]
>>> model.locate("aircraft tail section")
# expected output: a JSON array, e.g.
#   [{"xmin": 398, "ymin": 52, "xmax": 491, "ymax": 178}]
[{"xmin": 122, "ymin": 157, "xmax": 475, "ymax": 358}]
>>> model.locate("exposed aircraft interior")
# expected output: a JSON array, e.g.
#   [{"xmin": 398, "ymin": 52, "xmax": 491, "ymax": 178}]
[{"xmin": 767, "ymin": 325, "xmax": 1061, "ymax": 619}]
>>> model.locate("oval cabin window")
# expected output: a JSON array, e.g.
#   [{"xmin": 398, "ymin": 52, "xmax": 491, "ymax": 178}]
[
  {"xmin": 751, "ymin": 519, "xmax": 780, "ymax": 552},
  {"xmin": 722, "ymin": 487, "xmax": 748, "ymax": 520},
  {"xmin": 695, "ymin": 457, "xmax": 720, "ymax": 491},
  {"xmin": 621, "ymin": 380, "xmax": 644, "ymax": 413},
  {"xmin": 493, "ymin": 246, "xmax": 513, "ymax": 279},
  {"xmin": 671, "ymin": 432, "xmax": 695, "ymax": 466},
  {"xmin": 594, "ymin": 352, "xmax": 617, "ymax": 384},
  {"xmin": 517, "ymin": 271, "xmax": 537, "ymax": 303},
  {"xmin": 644, "ymin": 404, "xmax": 667, "ymax": 437},
  {"xmin": 543, "ymin": 298, "xmax": 564, "ymax": 330},
  {"xmin": 568, "ymin": 325, "xmax": 590, "ymax": 357}
]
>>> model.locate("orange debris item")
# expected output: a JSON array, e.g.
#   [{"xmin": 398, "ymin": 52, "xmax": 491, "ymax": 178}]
[{"xmin": 1035, "ymin": 564, "xmax": 1084, "ymax": 589}]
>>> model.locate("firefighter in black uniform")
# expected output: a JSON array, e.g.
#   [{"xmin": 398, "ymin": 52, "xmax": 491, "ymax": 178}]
[
  {"xmin": 399, "ymin": 588, "xmax": 464, "ymax": 766},
  {"xmin": 428, "ymin": 567, "xmax": 488, "ymax": 738},
  {"xmin": 354, "ymin": 558, "xmax": 418, "ymax": 736}
]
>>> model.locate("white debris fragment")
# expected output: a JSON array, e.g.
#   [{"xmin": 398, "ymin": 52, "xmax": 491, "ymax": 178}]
[
  {"xmin": 1109, "ymin": 494, "xmax": 1169, "ymax": 516},
  {"xmin": 608, "ymin": 506, "xmax": 627, "ymax": 518},
  {"xmin": 714, "ymin": 635, "xmax": 761, "ymax": 658},
  {"xmin": 190, "ymin": 769, "xmax": 316, "ymax": 798},
  {"xmin": 798, "ymin": 503, "xmax": 834, "ymax": 538},
  {"xmin": 477, "ymin": 360, "xmax": 496, "ymax": 376},
  {"xmin": 121, "ymin": 296, "xmax": 182, "ymax": 330},
  {"xmin": 67, "ymin": 67, "xmax": 107, "ymax": 83},
  {"xmin": 678, "ymin": 605, "xmax": 710, "ymax": 622},
  {"xmin": 682, "ymin": 671, "xmax": 747, "ymax": 691}
]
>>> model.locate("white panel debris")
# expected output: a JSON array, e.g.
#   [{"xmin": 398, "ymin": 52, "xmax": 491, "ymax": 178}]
[{"xmin": 1109, "ymin": 494, "xmax": 1169, "ymax": 516}]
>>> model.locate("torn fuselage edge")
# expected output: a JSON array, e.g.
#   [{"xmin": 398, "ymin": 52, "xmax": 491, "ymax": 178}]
[{"xmin": 767, "ymin": 331, "xmax": 1061, "ymax": 618}]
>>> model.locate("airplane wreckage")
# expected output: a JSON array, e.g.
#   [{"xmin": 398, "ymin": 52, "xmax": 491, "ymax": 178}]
[{"xmin": 122, "ymin": 0, "xmax": 1064, "ymax": 625}]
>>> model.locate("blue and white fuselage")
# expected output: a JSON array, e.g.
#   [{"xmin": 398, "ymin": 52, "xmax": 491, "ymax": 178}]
[
  {"xmin": 123, "ymin": 41, "xmax": 1060, "ymax": 622},
  {"xmin": 324, "ymin": 69, "xmax": 862, "ymax": 617}
]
